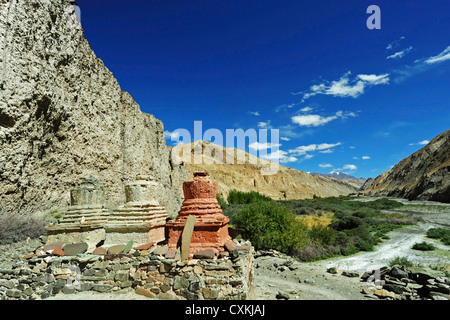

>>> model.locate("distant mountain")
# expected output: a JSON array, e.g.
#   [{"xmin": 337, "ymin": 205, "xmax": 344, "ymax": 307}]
[
  {"xmin": 310, "ymin": 172, "xmax": 367, "ymax": 189},
  {"xmin": 364, "ymin": 129, "xmax": 450, "ymax": 203},
  {"xmin": 171, "ymin": 141, "xmax": 358, "ymax": 201}
]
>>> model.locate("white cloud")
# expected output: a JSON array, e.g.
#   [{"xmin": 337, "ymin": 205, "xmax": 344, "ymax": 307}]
[
  {"xmin": 334, "ymin": 164, "xmax": 358, "ymax": 173},
  {"xmin": 362, "ymin": 156, "xmax": 371, "ymax": 160},
  {"xmin": 386, "ymin": 36, "xmax": 405, "ymax": 50},
  {"xmin": 394, "ymin": 45, "xmax": 450, "ymax": 83},
  {"xmin": 356, "ymin": 73, "xmax": 390, "ymax": 85},
  {"xmin": 260, "ymin": 150, "xmax": 298, "ymax": 164},
  {"xmin": 319, "ymin": 149, "xmax": 334, "ymax": 154},
  {"xmin": 249, "ymin": 111, "xmax": 261, "ymax": 116},
  {"xmin": 249, "ymin": 142, "xmax": 281, "ymax": 151},
  {"xmin": 386, "ymin": 46, "xmax": 413, "ymax": 60},
  {"xmin": 163, "ymin": 130, "xmax": 181, "ymax": 140},
  {"xmin": 257, "ymin": 120, "xmax": 272, "ymax": 128},
  {"xmin": 319, "ymin": 163, "xmax": 333, "ymax": 168},
  {"xmin": 263, "ymin": 141, "xmax": 341, "ymax": 164},
  {"xmin": 291, "ymin": 110, "xmax": 356, "ymax": 127},
  {"xmin": 275, "ymin": 103, "xmax": 297, "ymax": 113},
  {"xmin": 280, "ymin": 156, "xmax": 298, "ymax": 163},
  {"xmin": 343, "ymin": 164, "xmax": 357, "ymax": 171},
  {"xmin": 299, "ymin": 71, "xmax": 390, "ymax": 101},
  {"xmin": 409, "ymin": 139, "xmax": 430, "ymax": 146},
  {"xmin": 300, "ymin": 106, "xmax": 313, "ymax": 112},
  {"xmin": 288, "ymin": 142, "xmax": 342, "ymax": 156},
  {"xmin": 280, "ymin": 137, "xmax": 291, "ymax": 141},
  {"xmin": 425, "ymin": 46, "xmax": 450, "ymax": 64}
]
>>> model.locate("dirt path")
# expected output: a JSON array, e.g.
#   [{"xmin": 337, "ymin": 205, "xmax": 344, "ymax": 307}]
[
  {"xmin": 253, "ymin": 255, "xmax": 367, "ymax": 300},
  {"xmin": 315, "ymin": 222, "xmax": 442, "ymax": 273}
]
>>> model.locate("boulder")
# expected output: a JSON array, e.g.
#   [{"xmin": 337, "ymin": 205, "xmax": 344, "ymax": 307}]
[
  {"xmin": 62, "ymin": 243, "xmax": 88, "ymax": 256},
  {"xmin": 193, "ymin": 249, "xmax": 216, "ymax": 259},
  {"xmin": 374, "ymin": 289, "xmax": 396, "ymax": 299}
]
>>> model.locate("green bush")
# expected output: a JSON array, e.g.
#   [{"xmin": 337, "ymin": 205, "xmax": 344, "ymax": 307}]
[
  {"xmin": 427, "ymin": 228, "xmax": 450, "ymax": 245},
  {"xmin": 227, "ymin": 189, "xmax": 272, "ymax": 204},
  {"xmin": 232, "ymin": 201, "xmax": 309, "ymax": 254},
  {"xmin": 216, "ymin": 193, "xmax": 228, "ymax": 210},
  {"xmin": 309, "ymin": 225, "xmax": 336, "ymax": 246},
  {"xmin": 330, "ymin": 215, "xmax": 363, "ymax": 230},
  {"xmin": 340, "ymin": 245, "xmax": 359, "ymax": 256},
  {"xmin": 412, "ymin": 241, "xmax": 436, "ymax": 251}
]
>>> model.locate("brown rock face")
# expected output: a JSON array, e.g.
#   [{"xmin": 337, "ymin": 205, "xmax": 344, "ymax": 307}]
[
  {"xmin": 365, "ymin": 129, "xmax": 450, "ymax": 203},
  {"xmin": 0, "ymin": 0, "xmax": 188, "ymax": 217},
  {"xmin": 167, "ymin": 172, "xmax": 231, "ymax": 258}
]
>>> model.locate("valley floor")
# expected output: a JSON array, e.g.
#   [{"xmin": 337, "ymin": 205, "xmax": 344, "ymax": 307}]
[{"xmin": 1, "ymin": 197, "xmax": 449, "ymax": 301}]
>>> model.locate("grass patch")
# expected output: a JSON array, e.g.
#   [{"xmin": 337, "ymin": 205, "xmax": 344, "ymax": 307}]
[{"xmin": 412, "ymin": 241, "xmax": 436, "ymax": 251}]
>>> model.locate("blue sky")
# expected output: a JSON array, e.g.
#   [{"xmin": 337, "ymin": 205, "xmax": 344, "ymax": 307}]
[{"xmin": 77, "ymin": 0, "xmax": 450, "ymax": 178}]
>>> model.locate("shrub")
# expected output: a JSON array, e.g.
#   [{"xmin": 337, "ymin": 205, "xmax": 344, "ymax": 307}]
[
  {"xmin": 330, "ymin": 215, "xmax": 363, "ymax": 230},
  {"xmin": 216, "ymin": 193, "xmax": 228, "ymax": 210},
  {"xmin": 0, "ymin": 212, "xmax": 46, "ymax": 245},
  {"xmin": 340, "ymin": 245, "xmax": 359, "ymax": 256},
  {"xmin": 389, "ymin": 256, "xmax": 415, "ymax": 268},
  {"xmin": 412, "ymin": 241, "xmax": 436, "ymax": 251},
  {"xmin": 232, "ymin": 201, "xmax": 309, "ymax": 254},
  {"xmin": 227, "ymin": 189, "xmax": 272, "ymax": 204},
  {"xmin": 309, "ymin": 225, "xmax": 336, "ymax": 246},
  {"xmin": 427, "ymin": 228, "xmax": 450, "ymax": 245}
]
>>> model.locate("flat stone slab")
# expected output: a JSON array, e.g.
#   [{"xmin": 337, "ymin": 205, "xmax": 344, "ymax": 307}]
[
  {"xmin": 181, "ymin": 215, "xmax": 195, "ymax": 260},
  {"xmin": 123, "ymin": 240, "xmax": 134, "ymax": 254},
  {"xmin": 44, "ymin": 242, "xmax": 63, "ymax": 253},
  {"xmin": 107, "ymin": 244, "xmax": 126, "ymax": 255},
  {"xmin": 62, "ymin": 243, "xmax": 88, "ymax": 256},
  {"xmin": 92, "ymin": 247, "xmax": 107, "ymax": 255},
  {"xmin": 153, "ymin": 245, "xmax": 169, "ymax": 256},
  {"xmin": 193, "ymin": 248, "xmax": 216, "ymax": 259}
]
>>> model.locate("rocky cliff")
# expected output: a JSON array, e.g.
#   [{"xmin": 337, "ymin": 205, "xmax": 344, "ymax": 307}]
[
  {"xmin": 365, "ymin": 129, "xmax": 450, "ymax": 203},
  {"xmin": 176, "ymin": 141, "xmax": 357, "ymax": 201},
  {"xmin": 0, "ymin": 0, "xmax": 188, "ymax": 217}
]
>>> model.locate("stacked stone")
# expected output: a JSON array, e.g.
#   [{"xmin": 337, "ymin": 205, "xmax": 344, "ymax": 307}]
[
  {"xmin": 45, "ymin": 177, "xmax": 109, "ymax": 251},
  {"xmin": 166, "ymin": 172, "xmax": 232, "ymax": 259},
  {"xmin": 0, "ymin": 240, "xmax": 255, "ymax": 300},
  {"xmin": 105, "ymin": 175, "xmax": 169, "ymax": 246},
  {"xmin": 360, "ymin": 265, "xmax": 450, "ymax": 300},
  {"xmin": 46, "ymin": 176, "xmax": 170, "ymax": 250}
]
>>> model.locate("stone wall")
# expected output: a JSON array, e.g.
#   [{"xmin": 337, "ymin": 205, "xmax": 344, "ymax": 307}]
[{"xmin": 0, "ymin": 241, "xmax": 255, "ymax": 300}]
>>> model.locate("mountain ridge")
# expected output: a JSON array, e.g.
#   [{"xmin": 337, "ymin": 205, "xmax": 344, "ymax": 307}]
[
  {"xmin": 171, "ymin": 140, "xmax": 358, "ymax": 201},
  {"xmin": 364, "ymin": 129, "xmax": 450, "ymax": 203}
]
